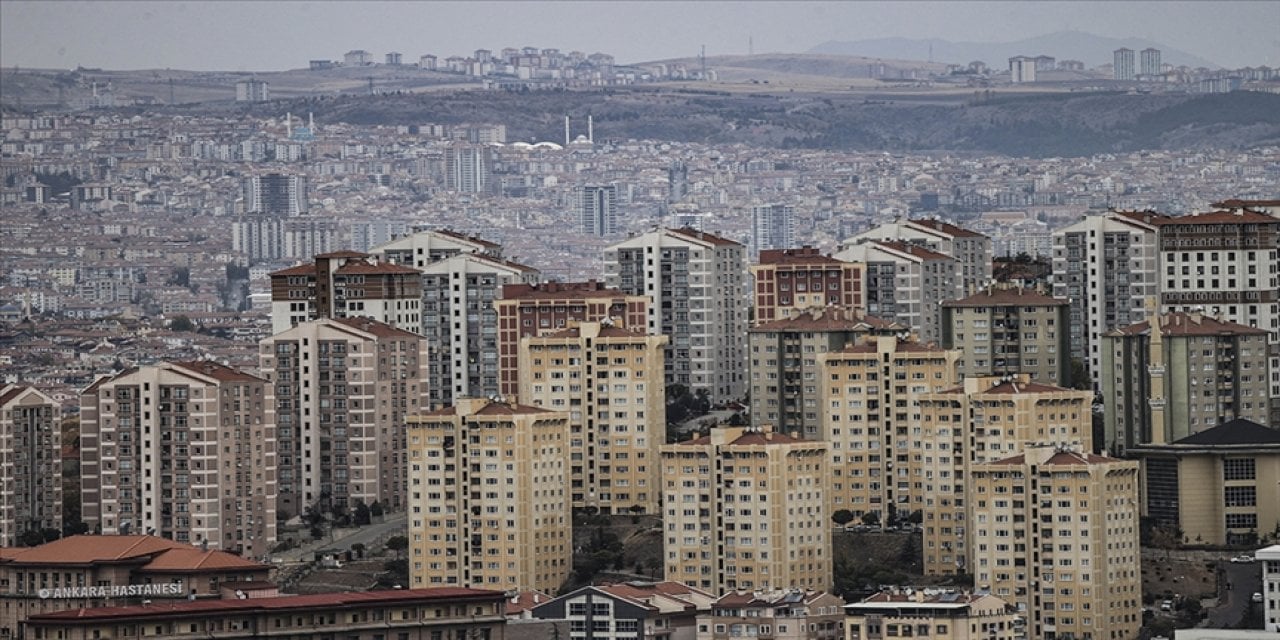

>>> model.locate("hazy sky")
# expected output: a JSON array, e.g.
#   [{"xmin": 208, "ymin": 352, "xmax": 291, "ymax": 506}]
[{"xmin": 2, "ymin": 1, "xmax": 1277, "ymax": 71}]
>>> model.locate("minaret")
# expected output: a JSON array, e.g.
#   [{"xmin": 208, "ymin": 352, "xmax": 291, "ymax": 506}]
[
  {"xmin": 286, "ymin": 112, "xmax": 292, "ymax": 138},
  {"xmin": 587, "ymin": 115, "xmax": 594, "ymax": 143},
  {"xmin": 308, "ymin": 112, "xmax": 314, "ymax": 132},
  {"xmin": 564, "ymin": 115, "xmax": 570, "ymax": 146},
  {"xmin": 1146, "ymin": 297, "xmax": 1166, "ymax": 445}
]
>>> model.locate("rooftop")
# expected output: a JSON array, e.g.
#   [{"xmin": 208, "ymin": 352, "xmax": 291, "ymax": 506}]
[
  {"xmin": 668, "ymin": 226, "xmax": 741, "ymax": 247},
  {"xmin": 751, "ymin": 310, "xmax": 902, "ymax": 333},
  {"xmin": 755, "ymin": 247, "xmax": 847, "ymax": 266},
  {"xmin": 875, "ymin": 241, "xmax": 954, "ymax": 262},
  {"xmin": 1111, "ymin": 312, "xmax": 1268, "ymax": 337},
  {"xmin": 501, "ymin": 280, "xmax": 628, "ymax": 300},
  {"xmin": 908, "ymin": 218, "xmax": 987, "ymax": 239},
  {"xmin": 1169, "ymin": 418, "xmax": 1280, "ymax": 447},
  {"xmin": 943, "ymin": 286, "xmax": 1065, "ymax": 308}
]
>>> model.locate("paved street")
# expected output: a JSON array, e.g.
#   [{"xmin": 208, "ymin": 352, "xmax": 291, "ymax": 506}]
[
  {"xmin": 274, "ymin": 513, "xmax": 408, "ymax": 564},
  {"xmin": 1206, "ymin": 560, "xmax": 1262, "ymax": 628}
]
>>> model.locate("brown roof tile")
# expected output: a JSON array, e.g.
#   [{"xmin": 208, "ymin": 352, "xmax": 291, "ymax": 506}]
[
  {"xmin": 1112, "ymin": 312, "xmax": 1267, "ymax": 337},
  {"xmin": 170, "ymin": 361, "xmax": 264, "ymax": 384},
  {"xmin": 756, "ymin": 247, "xmax": 847, "ymax": 265},
  {"xmin": 668, "ymin": 227, "xmax": 742, "ymax": 247},
  {"xmin": 501, "ymin": 281, "xmax": 627, "ymax": 300},
  {"xmin": 876, "ymin": 241, "xmax": 955, "ymax": 262},
  {"xmin": 1155, "ymin": 209, "xmax": 1280, "ymax": 225},
  {"xmin": 943, "ymin": 287, "xmax": 1066, "ymax": 307},
  {"xmin": 908, "ymin": 219, "xmax": 987, "ymax": 238},
  {"xmin": 1, "ymin": 535, "xmax": 183, "ymax": 565},
  {"xmin": 140, "ymin": 547, "xmax": 267, "ymax": 573},
  {"xmin": 329, "ymin": 317, "xmax": 423, "ymax": 339},
  {"xmin": 334, "ymin": 261, "xmax": 421, "ymax": 275}
]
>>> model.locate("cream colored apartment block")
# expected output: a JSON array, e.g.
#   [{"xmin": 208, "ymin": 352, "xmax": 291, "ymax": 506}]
[
  {"xmin": 844, "ymin": 590, "xmax": 1021, "ymax": 640},
  {"xmin": 406, "ymin": 398, "xmax": 571, "ymax": 593},
  {"xmin": 0, "ymin": 384, "xmax": 62, "ymax": 547},
  {"xmin": 817, "ymin": 336, "xmax": 959, "ymax": 521},
  {"xmin": 915, "ymin": 375, "xmax": 1093, "ymax": 576},
  {"xmin": 259, "ymin": 317, "xmax": 429, "ymax": 518},
  {"xmin": 519, "ymin": 321, "xmax": 667, "ymax": 514},
  {"xmin": 970, "ymin": 447, "xmax": 1141, "ymax": 640},
  {"xmin": 661, "ymin": 425, "xmax": 830, "ymax": 594},
  {"xmin": 80, "ymin": 362, "xmax": 277, "ymax": 558}
]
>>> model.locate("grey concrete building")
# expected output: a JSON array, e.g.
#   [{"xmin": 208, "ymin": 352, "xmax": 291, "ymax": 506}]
[{"xmin": 942, "ymin": 285, "xmax": 1072, "ymax": 386}]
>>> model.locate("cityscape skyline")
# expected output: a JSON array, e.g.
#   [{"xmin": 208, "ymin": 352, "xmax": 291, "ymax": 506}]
[{"xmin": 2, "ymin": 1, "xmax": 1278, "ymax": 72}]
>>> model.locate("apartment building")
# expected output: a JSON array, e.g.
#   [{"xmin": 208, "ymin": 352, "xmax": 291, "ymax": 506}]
[
  {"xmin": 259, "ymin": 317, "xmax": 429, "ymax": 517},
  {"xmin": 406, "ymin": 398, "xmax": 571, "ymax": 592},
  {"xmin": 373, "ymin": 227, "xmax": 502, "ymax": 270},
  {"xmin": 519, "ymin": 321, "xmax": 666, "ymax": 514},
  {"xmin": 580, "ymin": 184, "xmax": 620, "ymax": 236},
  {"xmin": 496, "ymin": 281, "xmax": 648, "ymax": 398},
  {"xmin": 914, "ymin": 375, "xmax": 1093, "ymax": 576},
  {"xmin": 605, "ymin": 228, "xmax": 748, "ymax": 400},
  {"xmin": 835, "ymin": 241, "xmax": 961, "ymax": 345},
  {"xmin": 1102, "ymin": 311, "xmax": 1271, "ymax": 453},
  {"xmin": 0, "ymin": 384, "xmax": 62, "ymax": 547},
  {"xmin": 1051, "ymin": 211, "xmax": 1165, "ymax": 388},
  {"xmin": 660, "ymin": 425, "xmax": 830, "ymax": 594},
  {"xmin": 1128, "ymin": 418, "xmax": 1280, "ymax": 547},
  {"xmin": 749, "ymin": 247, "xmax": 863, "ymax": 325},
  {"xmin": 842, "ymin": 219, "xmax": 992, "ymax": 296},
  {"xmin": 22, "ymin": 588, "xmax": 508, "ymax": 640},
  {"xmin": 941, "ymin": 285, "xmax": 1072, "ymax": 386},
  {"xmin": 697, "ymin": 589, "xmax": 844, "ymax": 640},
  {"xmin": 970, "ymin": 447, "xmax": 1141, "ymax": 640},
  {"xmin": 79, "ymin": 362, "xmax": 276, "ymax": 558},
  {"xmin": 844, "ymin": 590, "xmax": 1021, "ymax": 640},
  {"xmin": 749, "ymin": 309, "xmax": 905, "ymax": 438},
  {"xmin": 1260, "ymin": 544, "xmax": 1280, "ymax": 632},
  {"xmin": 817, "ymin": 336, "xmax": 959, "ymax": 520},
  {"xmin": 1153, "ymin": 207, "xmax": 1280, "ymax": 425},
  {"xmin": 241, "ymin": 172, "xmax": 308, "ymax": 216},
  {"xmin": 531, "ymin": 581, "xmax": 715, "ymax": 640},
  {"xmin": 417, "ymin": 253, "xmax": 541, "ymax": 407},
  {"xmin": 445, "ymin": 145, "xmax": 491, "ymax": 193},
  {"xmin": 751, "ymin": 204, "xmax": 796, "ymax": 256},
  {"xmin": 269, "ymin": 250, "xmax": 422, "ymax": 335}
]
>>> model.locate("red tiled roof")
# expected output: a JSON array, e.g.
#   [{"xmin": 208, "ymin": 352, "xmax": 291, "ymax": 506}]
[
  {"xmin": 330, "ymin": 316, "xmax": 423, "ymax": 339},
  {"xmin": 756, "ymin": 247, "xmax": 846, "ymax": 265},
  {"xmin": 538, "ymin": 324, "xmax": 649, "ymax": 340},
  {"xmin": 170, "ymin": 361, "xmax": 264, "ymax": 384},
  {"xmin": 501, "ymin": 281, "xmax": 628, "ymax": 300},
  {"xmin": 668, "ymin": 227, "xmax": 742, "ymax": 247},
  {"xmin": 833, "ymin": 339, "xmax": 946, "ymax": 355},
  {"xmin": 943, "ymin": 287, "xmax": 1065, "ymax": 307},
  {"xmin": 0, "ymin": 384, "xmax": 30, "ymax": 405},
  {"xmin": 982, "ymin": 380, "xmax": 1074, "ymax": 394},
  {"xmin": 1155, "ymin": 209, "xmax": 1280, "ymax": 225},
  {"xmin": 314, "ymin": 250, "xmax": 370, "ymax": 259},
  {"xmin": 751, "ymin": 310, "xmax": 902, "ymax": 333},
  {"xmin": 140, "ymin": 547, "xmax": 268, "ymax": 573},
  {"xmin": 0, "ymin": 535, "xmax": 182, "ymax": 565},
  {"xmin": 474, "ymin": 402, "xmax": 557, "ymax": 416},
  {"xmin": 1043, "ymin": 451, "xmax": 1118, "ymax": 465},
  {"xmin": 505, "ymin": 590, "xmax": 553, "ymax": 615},
  {"xmin": 435, "ymin": 228, "xmax": 501, "ymax": 249},
  {"xmin": 1112, "ymin": 312, "xmax": 1267, "ymax": 337},
  {"xmin": 1212, "ymin": 198, "xmax": 1280, "ymax": 208},
  {"xmin": 908, "ymin": 219, "xmax": 987, "ymax": 239},
  {"xmin": 27, "ymin": 588, "xmax": 505, "ymax": 623}
]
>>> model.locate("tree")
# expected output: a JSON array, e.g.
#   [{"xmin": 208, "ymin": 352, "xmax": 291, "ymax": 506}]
[
  {"xmin": 861, "ymin": 511, "xmax": 881, "ymax": 526},
  {"xmin": 353, "ymin": 500, "xmax": 371, "ymax": 526},
  {"xmin": 1150, "ymin": 524, "xmax": 1183, "ymax": 559},
  {"xmin": 832, "ymin": 509, "xmax": 856, "ymax": 527},
  {"xmin": 167, "ymin": 316, "xmax": 195, "ymax": 332},
  {"xmin": 385, "ymin": 535, "xmax": 409, "ymax": 558},
  {"xmin": 370, "ymin": 501, "xmax": 384, "ymax": 518}
]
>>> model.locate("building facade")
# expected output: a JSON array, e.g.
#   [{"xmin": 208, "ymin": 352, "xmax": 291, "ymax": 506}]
[
  {"xmin": 373, "ymin": 228, "xmax": 503, "ymax": 270},
  {"xmin": 1114, "ymin": 48, "xmax": 1136, "ymax": 80},
  {"xmin": 80, "ymin": 362, "xmax": 276, "ymax": 558},
  {"xmin": 242, "ymin": 173, "xmax": 308, "ymax": 217},
  {"xmin": 1102, "ymin": 311, "xmax": 1271, "ymax": 453},
  {"xmin": 579, "ymin": 185, "xmax": 620, "ymax": 236},
  {"xmin": 844, "ymin": 590, "xmax": 1021, "ymax": 640},
  {"xmin": 817, "ymin": 336, "xmax": 959, "ymax": 521},
  {"xmin": 605, "ymin": 228, "xmax": 748, "ymax": 401},
  {"xmin": 1129, "ymin": 418, "xmax": 1280, "ymax": 547},
  {"xmin": 0, "ymin": 534, "xmax": 272, "ymax": 638},
  {"xmin": 915, "ymin": 376, "xmax": 1094, "ymax": 576},
  {"xmin": 970, "ymin": 447, "xmax": 1141, "ymax": 640},
  {"xmin": 751, "ymin": 204, "xmax": 796, "ymax": 256},
  {"xmin": 445, "ymin": 145, "xmax": 490, "ymax": 193},
  {"xmin": 835, "ymin": 241, "xmax": 961, "ymax": 345},
  {"xmin": 531, "ymin": 582, "xmax": 715, "ymax": 640},
  {"xmin": 941, "ymin": 285, "xmax": 1072, "ymax": 386},
  {"xmin": 1260, "ymin": 544, "xmax": 1280, "ymax": 632},
  {"xmin": 259, "ymin": 317, "xmax": 429, "ymax": 517},
  {"xmin": 698, "ymin": 589, "xmax": 844, "ymax": 640},
  {"xmin": 1051, "ymin": 211, "xmax": 1165, "ymax": 388},
  {"xmin": 660, "ymin": 425, "xmax": 830, "ymax": 594},
  {"xmin": 268, "ymin": 250, "xmax": 422, "ymax": 335},
  {"xmin": 1140, "ymin": 48, "xmax": 1162, "ymax": 77},
  {"xmin": 496, "ymin": 281, "xmax": 648, "ymax": 399},
  {"xmin": 750, "ymin": 309, "xmax": 904, "ymax": 438},
  {"xmin": 519, "ymin": 321, "xmax": 666, "ymax": 515},
  {"xmin": 22, "ymin": 588, "xmax": 508, "ymax": 640},
  {"xmin": 0, "ymin": 384, "xmax": 62, "ymax": 547},
  {"xmin": 749, "ymin": 247, "xmax": 863, "ymax": 325},
  {"xmin": 406, "ymin": 399, "xmax": 571, "ymax": 592},
  {"xmin": 842, "ymin": 219, "xmax": 992, "ymax": 296}
]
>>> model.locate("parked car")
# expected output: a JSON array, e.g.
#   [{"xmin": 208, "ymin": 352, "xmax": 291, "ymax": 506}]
[
  {"xmin": 1160, "ymin": 600, "xmax": 1173, "ymax": 611},
  {"xmin": 1252, "ymin": 592, "xmax": 1263, "ymax": 603},
  {"xmin": 1230, "ymin": 554, "xmax": 1255, "ymax": 563}
]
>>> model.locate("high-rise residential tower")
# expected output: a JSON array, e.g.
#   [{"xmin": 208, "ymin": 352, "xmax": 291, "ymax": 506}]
[
  {"xmin": 259, "ymin": 317, "xmax": 429, "ymax": 517},
  {"xmin": 605, "ymin": 228, "xmax": 748, "ymax": 400},
  {"xmin": 942, "ymin": 285, "xmax": 1072, "ymax": 386},
  {"xmin": 579, "ymin": 185, "xmax": 619, "ymax": 236},
  {"xmin": 751, "ymin": 204, "xmax": 795, "ymax": 256},
  {"xmin": 842, "ymin": 219, "xmax": 992, "ymax": 296},
  {"xmin": 268, "ymin": 250, "xmax": 422, "ymax": 335},
  {"xmin": 835, "ymin": 241, "xmax": 960, "ymax": 345},
  {"xmin": 1113, "ymin": 48, "xmax": 1136, "ymax": 80},
  {"xmin": 749, "ymin": 247, "xmax": 863, "ymax": 325},
  {"xmin": 80, "ymin": 362, "xmax": 276, "ymax": 558},
  {"xmin": 0, "ymin": 384, "xmax": 62, "ymax": 547}
]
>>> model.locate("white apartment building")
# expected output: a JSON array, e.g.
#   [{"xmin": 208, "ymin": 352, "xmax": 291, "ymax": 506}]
[
  {"xmin": 605, "ymin": 228, "xmax": 748, "ymax": 401},
  {"xmin": 835, "ymin": 241, "xmax": 960, "ymax": 345},
  {"xmin": 842, "ymin": 218, "xmax": 992, "ymax": 295}
]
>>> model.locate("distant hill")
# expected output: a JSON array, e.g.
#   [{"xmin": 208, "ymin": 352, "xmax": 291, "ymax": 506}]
[{"xmin": 811, "ymin": 31, "xmax": 1221, "ymax": 69}]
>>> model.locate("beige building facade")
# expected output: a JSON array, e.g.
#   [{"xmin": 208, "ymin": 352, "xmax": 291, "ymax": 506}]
[
  {"xmin": 660, "ymin": 426, "xmax": 830, "ymax": 594},
  {"xmin": 80, "ymin": 362, "xmax": 276, "ymax": 558},
  {"xmin": 698, "ymin": 589, "xmax": 844, "ymax": 640},
  {"xmin": 915, "ymin": 376, "xmax": 1093, "ymax": 576},
  {"xmin": 817, "ymin": 336, "xmax": 959, "ymax": 521},
  {"xmin": 0, "ymin": 384, "xmax": 62, "ymax": 547},
  {"xmin": 844, "ymin": 590, "xmax": 1021, "ymax": 640},
  {"xmin": 941, "ymin": 285, "xmax": 1072, "ymax": 386},
  {"xmin": 259, "ymin": 317, "xmax": 430, "ymax": 517},
  {"xmin": 519, "ymin": 321, "xmax": 666, "ymax": 514},
  {"xmin": 1129, "ymin": 418, "xmax": 1280, "ymax": 547},
  {"xmin": 406, "ymin": 398, "xmax": 571, "ymax": 593},
  {"xmin": 970, "ymin": 447, "xmax": 1141, "ymax": 640}
]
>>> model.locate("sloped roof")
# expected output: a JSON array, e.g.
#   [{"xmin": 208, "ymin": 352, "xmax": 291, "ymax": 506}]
[
  {"xmin": 171, "ymin": 361, "xmax": 264, "ymax": 383},
  {"xmin": 0, "ymin": 535, "xmax": 182, "ymax": 565},
  {"xmin": 1173, "ymin": 418, "xmax": 1280, "ymax": 446},
  {"xmin": 943, "ymin": 287, "xmax": 1065, "ymax": 307},
  {"xmin": 668, "ymin": 227, "xmax": 741, "ymax": 247},
  {"xmin": 141, "ymin": 547, "xmax": 268, "ymax": 573},
  {"xmin": 909, "ymin": 218, "xmax": 987, "ymax": 238},
  {"xmin": 1155, "ymin": 209, "xmax": 1279, "ymax": 225},
  {"xmin": 875, "ymin": 241, "xmax": 954, "ymax": 262},
  {"xmin": 330, "ymin": 316, "xmax": 422, "ymax": 339},
  {"xmin": 1112, "ymin": 312, "xmax": 1267, "ymax": 337}
]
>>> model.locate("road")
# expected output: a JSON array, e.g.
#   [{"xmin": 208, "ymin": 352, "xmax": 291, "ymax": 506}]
[
  {"xmin": 274, "ymin": 513, "xmax": 407, "ymax": 563},
  {"xmin": 1206, "ymin": 560, "xmax": 1262, "ymax": 628}
]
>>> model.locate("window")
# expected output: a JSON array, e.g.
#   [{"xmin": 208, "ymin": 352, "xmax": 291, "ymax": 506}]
[{"xmin": 1223, "ymin": 458, "xmax": 1256, "ymax": 481}]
